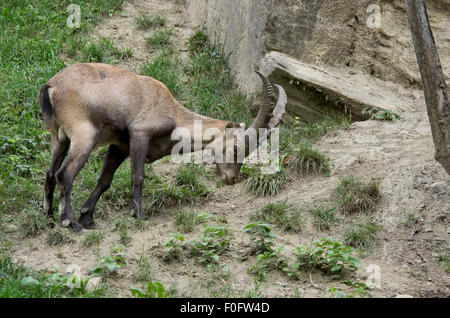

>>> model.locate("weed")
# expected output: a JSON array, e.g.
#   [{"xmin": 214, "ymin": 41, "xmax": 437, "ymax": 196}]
[
  {"xmin": 119, "ymin": 227, "xmax": 132, "ymax": 246},
  {"xmin": 243, "ymin": 222, "xmax": 276, "ymax": 255},
  {"xmin": 0, "ymin": 256, "xmax": 105, "ymax": 297},
  {"xmin": 439, "ymin": 252, "xmax": 449, "ymax": 273},
  {"xmin": 334, "ymin": 176, "xmax": 381, "ymax": 214},
  {"xmin": 251, "ymin": 201, "xmax": 303, "ymax": 232},
  {"xmin": 284, "ymin": 238, "xmax": 361, "ymax": 277},
  {"xmin": 245, "ymin": 167, "xmax": 288, "ymax": 197},
  {"xmin": 401, "ymin": 213, "xmax": 420, "ymax": 228},
  {"xmin": 83, "ymin": 230, "xmax": 105, "ymax": 248},
  {"xmin": 135, "ymin": 13, "xmax": 166, "ymax": 30},
  {"xmin": 189, "ymin": 226, "xmax": 231, "ymax": 265},
  {"xmin": 90, "ymin": 244, "xmax": 126, "ymax": 277},
  {"xmin": 289, "ymin": 142, "xmax": 331, "ymax": 176},
  {"xmin": 135, "ymin": 250, "xmax": 153, "ymax": 282},
  {"xmin": 248, "ymin": 246, "xmax": 288, "ymax": 282},
  {"xmin": 324, "ymin": 281, "xmax": 373, "ymax": 298},
  {"xmin": 47, "ymin": 228, "xmax": 73, "ymax": 246},
  {"xmin": 362, "ymin": 108, "xmax": 399, "ymax": 121},
  {"xmin": 310, "ymin": 206, "xmax": 339, "ymax": 230},
  {"xmin": 175, "ymin": 164, "xmax": 211, "ymax": 198},
  {"xmin": 162, "ymin": 234, "xmax": 185, "ymax": 263},
  {"xmin": 130, "ymin": 281, "xmax": 168, "ymax": 298},
  {"xmin": 145, "ymin": 28, "xmax": 175, "ymax": 50},
  {"xmin": 343, "ymin": 221, "xmax": 382, "ymax": 250},
  {"xmin": 175, "ymin": 210, "xmax": 197, "ymax": 233},
  {"xmin": 18, "ymin": 211, "xmax": 49, "ymax": 237}
]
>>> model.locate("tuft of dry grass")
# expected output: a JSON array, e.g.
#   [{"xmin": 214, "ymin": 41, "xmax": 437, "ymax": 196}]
[{"xmin": 334, "ymin": 176, "xmax": 381, "ymax": 214}]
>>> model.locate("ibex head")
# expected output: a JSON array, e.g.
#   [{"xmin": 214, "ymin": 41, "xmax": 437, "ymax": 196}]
[{"xmin": 207, "ymin": 71, "xmax": 287, "ymax": 185}]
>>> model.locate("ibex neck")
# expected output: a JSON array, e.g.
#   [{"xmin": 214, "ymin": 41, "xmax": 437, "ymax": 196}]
[{"xmin": 177, "ymin": 107, "xmax": 229, "ymax": 149}]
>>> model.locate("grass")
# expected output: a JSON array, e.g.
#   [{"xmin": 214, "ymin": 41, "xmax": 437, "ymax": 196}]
[
  {"xmin": 47, "ymin": 228, "xmax": 73, "ymax": 246},
  {"xmin": 343, "ymin": 221, "xmax": 382, "ymax": 250},
  {"xmin": 174, "ymin": 210, "xmax": 197, "ymax": 233},
  {"xmin": 245, "ymin": 166, "xmax": 288, "ymax": 197},
  {"xmin": 334, "ymin": 176, "xmax": 381, "ymax": 214},
  {"xmin": 0, "ymin": 255, "xmax": 105, "ymax": 297},
  {"xmin": 135, "ymin": 12, "xmax": 166, "ymax": 30},
  {"xmin": 289, "ymin": 142, "xmax": 331, "ymax": 176},
  {"xmin": 145, "ymin": 28, "xmax": 175, "ymax": 50},
  {"xmin": 251, "ymin": 201, "xmax": 303, "ymax": 232},
  {"xmin": 310, "ymin": 206, "xmax": 339, "ymax": 231},
  {"xmin": 83, "ymin": 230, "xmax": 105, "ymax": 248},
  {"xmin": 18, "ymin": 210, "xmax": 50, "ymax": 237}
]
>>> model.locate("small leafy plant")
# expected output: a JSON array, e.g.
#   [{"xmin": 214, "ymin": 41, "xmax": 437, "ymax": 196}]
[
  {"xmin": 130, "ymin": 281, "xmax": 168, "ymax": 298},
  {"xmin": 362, "ymin": 107, "xmax": 399, "ymax": 121},
  {"xmin": 90, "ymin": 244, "xmax": 127, "ymax": 277},
  {"xmin": 285, "ymin": 238, "xmax": 361, "ymax": 277},
  {"xmin": 243, "ymin": 222, "xmax": 276, "ymax": 255},
  {"xmin": 162, "ymin": 234, "xmax": 185, "ymax": 263},
  {"xmin": 188, "ymin": 226, "xmax": 231, "ymax": 265}
]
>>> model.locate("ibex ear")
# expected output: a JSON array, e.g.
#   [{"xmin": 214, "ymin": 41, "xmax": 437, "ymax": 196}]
[
  {"xmin": 239, "ymin": 123, "xmax": 246, "ymax": 129},
  {"xmin": 225, "ymin": 122, "xmax": 234, "ymax": 129}
]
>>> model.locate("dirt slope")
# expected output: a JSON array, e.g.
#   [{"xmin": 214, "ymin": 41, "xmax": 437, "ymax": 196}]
[{"xmin": 11, "ymin": 0, "xmax": 449, "ymax": 298}]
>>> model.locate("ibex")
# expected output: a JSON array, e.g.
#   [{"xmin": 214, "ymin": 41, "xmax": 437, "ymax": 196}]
[{"xmin": 39, "ymin": 63, "xmax": 287, "ymax": 232}]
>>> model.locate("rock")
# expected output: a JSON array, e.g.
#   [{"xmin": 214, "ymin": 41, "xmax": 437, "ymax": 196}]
[
  {"xmin": 85, "ymin": 276, "xmax": 102, "ymax": 292},
  {"xmin": 3, "ymin": 223, "xmax": 19, "ymax": 233},
  {"xmin": 395, "ymin": 294, "xmax": 414, "ymax": 298},
  {"xmin": 65, "ymin": 264, "xmax": 82, "ymax": 289}
]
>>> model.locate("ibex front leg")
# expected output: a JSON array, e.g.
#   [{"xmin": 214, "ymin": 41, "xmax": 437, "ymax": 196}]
[{"xmin": 129, "ymin": 132, "xmax": 149, "ymax": 220}]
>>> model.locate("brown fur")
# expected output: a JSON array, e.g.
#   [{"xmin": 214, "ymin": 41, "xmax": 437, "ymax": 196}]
[{"xmin": 41, "ymin": 63, "xmax": 239, "ymax": 231}]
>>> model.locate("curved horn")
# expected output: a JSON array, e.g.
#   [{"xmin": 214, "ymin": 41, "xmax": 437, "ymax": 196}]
[
  {"xmin": 249, "ymin": 70, "xmax": 276, "ymax": 130},
  {"xmin": 242, "ymin": 71, "xmax": 288, "ymax": 155}
]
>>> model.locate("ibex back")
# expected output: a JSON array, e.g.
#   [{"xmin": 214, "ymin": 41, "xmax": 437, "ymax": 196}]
[{"xmin": 39, "ymin": 63, "xmax": 287, "ymax": 232}]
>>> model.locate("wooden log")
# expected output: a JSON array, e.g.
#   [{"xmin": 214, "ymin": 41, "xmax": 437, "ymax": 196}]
[{"xmin": 405, "ymin": 0, "xmax": 450, "ymax": 175}]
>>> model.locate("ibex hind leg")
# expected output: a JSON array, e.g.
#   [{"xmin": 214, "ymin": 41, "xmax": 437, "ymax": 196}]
[
  {"xmin": 78, "ymin": 144, "xmax": 128, "ymax": 229},
  {"xmin": 44, "ymin": 132, "xmax": 69, "ymax": 220},
  {"xmin": 55, "ymin": 125, "xmax": 99, "ymax": 232}
]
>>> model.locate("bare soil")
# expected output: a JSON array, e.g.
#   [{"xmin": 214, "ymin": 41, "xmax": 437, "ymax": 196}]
[{"xmin": 10, "ymin": 0, "xmax": 449, "ymax": 298}]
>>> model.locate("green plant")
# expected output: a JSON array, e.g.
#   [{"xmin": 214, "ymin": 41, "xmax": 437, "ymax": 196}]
[
  {"xmin": 401, "ymin": 213, "xmax": 420, "ymax": 228},
  {"xmin": 343, "ymin": 221, "xmax": 382, "ymax": 250},
  {"xmin": 251, "ymin": 201, "xmax": 303, "ymax": 232},
  {"xmin": 90, "ymin": 244, "xmax": 127, "ymax": 277},
  {"xmin": 46, "ymin": 228, "xmax": 73, "ymax": 246},
  {"xmin": 130, "ymin": 281, "xmax": 168, "ymax": 298},
  {"xmin": 145, "ymin": 28, "xmax": 175, "ymax": 50},
  {"xmin": 245, "ymin": 167, "xmax": 288, "ymax": 197},
  {"xmin": 0, "ymin": 255, "xmax": 105, "ymax": 298},
  {"xmin": 189, "ymin": 226, "xmax": 231, "ymax": 265},
  {"xmin": 135, "ymin": 13, "xmax": 166, "ymax": 30},
  {"xmin": 83, "ymin": 230, "xmax": 105, "ymax": 248},
  {"xmin": 175, "ymin": 164, "xmax": 211, "ymax": 198},
  {"xmin": 18, "ymin": 210, "xmax": 49, "ymax": 237},
  {"xmin": 248, "ymin": 246, "xmax": 288, "ymax": 282},
  {"xmin": 174, "ymin": 210, "xmax": 197, "ymax": 233},
  {"xmin": 334, "ymin": 176, "xmax": 381, "ymax": 214},
  {"xmin": 362, "ymin": 107, "xmax": 399, "ymax": 121},
  {"xmin": 119, "ymin": 227, "xmax": 132, "ymax": 246},
  {"xmin": 285, "ymin": 238, "xmax": 361, "ymax": 277},
  {"xmin": 289, "ymin": 142, "xmax": 331, "ymax": 176},
  {"xmin": 310, "ymin": 206, "xmax": 339, "ymax": 230},
  {"xmin": 324, "ymin": 281, "xmax": 373, "ymax": 298},
  {"xmin": 243, "ymin": 222, "xmax": 276, "ymax": 254},
  {"xmin": 162, "ymin": 234, "xmax": 185, "ymax": 262},
  {"xmin": 135, "ymin": 250, "xmax": 153, "ymax": 282}
]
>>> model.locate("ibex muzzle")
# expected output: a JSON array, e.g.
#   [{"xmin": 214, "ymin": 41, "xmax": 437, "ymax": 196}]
[{"xmin": 39, "ymin": 63, "xmax": 287, "ymax": 231}]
